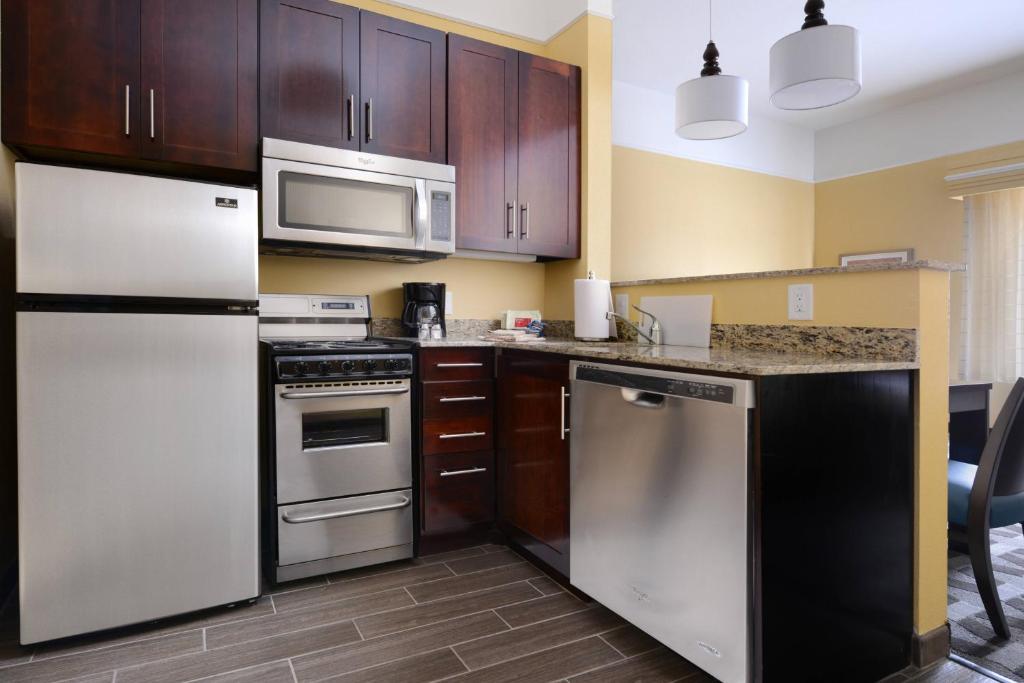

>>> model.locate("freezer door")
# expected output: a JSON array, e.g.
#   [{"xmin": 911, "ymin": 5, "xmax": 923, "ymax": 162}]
[
  {"xmin": 16, "ymin": 163, "xmax": 257, "ymax": 301},
  {"xmin": 17, "ymin": 311, "xmax": 259, "ymax": 644}
]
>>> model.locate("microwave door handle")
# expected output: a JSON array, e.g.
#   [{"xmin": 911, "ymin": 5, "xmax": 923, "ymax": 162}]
[{"xmin": 413, "ymin": 178, "xmax": 428, "ymax": 250}]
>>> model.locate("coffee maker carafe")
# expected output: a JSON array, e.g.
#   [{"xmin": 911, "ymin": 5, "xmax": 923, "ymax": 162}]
[{"xmin": 402, "ymin": 282, "xmax": 446, "ymax": 337}]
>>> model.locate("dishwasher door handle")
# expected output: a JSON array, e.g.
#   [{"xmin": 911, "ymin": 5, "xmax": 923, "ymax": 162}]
[{"xmin": 620, "ymin": 388, "xmax": 666, "ymax": 409}]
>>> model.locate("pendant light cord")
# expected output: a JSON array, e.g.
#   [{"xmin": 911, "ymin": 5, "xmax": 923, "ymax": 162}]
[{"xmin": 708, "ymin": 0, "xmax": 713, "ymax": 41}]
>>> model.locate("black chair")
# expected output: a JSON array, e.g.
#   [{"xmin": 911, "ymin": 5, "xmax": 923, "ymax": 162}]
[{"xmin": 948, "ymin": 377, "xmax": 1024, "ymax": 639}]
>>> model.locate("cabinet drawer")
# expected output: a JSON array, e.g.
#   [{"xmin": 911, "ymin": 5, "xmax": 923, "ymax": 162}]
[
  {"xmin": 423, "ymin": 451, "xmax": 494, "ymax": 533},
  {"xmin": 423, "ymin": 381, "xmax": 494, "ymax": 419},
  {"xmin": 423, "ymin": 415, "xmax": 493, "ymax": 454},
  {"xmin": 421, "ymin": 348, "xmax": 493, "ymax": 382}
]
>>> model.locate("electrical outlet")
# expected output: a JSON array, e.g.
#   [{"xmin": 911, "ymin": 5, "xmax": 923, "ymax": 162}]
[
  {"xmin": 445, "ymin": 291, "xmax": 454, "ymax": 316},
  {"xmin": 788, "ymin": 284, "xmax": 813, "ymax": 320}
]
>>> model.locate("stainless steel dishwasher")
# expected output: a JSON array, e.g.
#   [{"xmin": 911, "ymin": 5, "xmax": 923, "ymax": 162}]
[{"xmin": 569, "ymin": 361, "xmax": 755, "ymax": 683}]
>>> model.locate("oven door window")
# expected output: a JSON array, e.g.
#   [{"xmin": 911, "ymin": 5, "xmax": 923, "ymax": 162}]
[
  {"xmin": 302, "ymin": 408, "xmax": 388, "ymax": 450},
  {"xmin": 279, "ymin": 172, "xmax": 414, "ymax": 238}
]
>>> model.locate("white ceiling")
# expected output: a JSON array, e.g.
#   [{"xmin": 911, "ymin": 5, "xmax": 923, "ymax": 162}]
[
  {"xmin": 613, "ymin": 0, "xmax": 1024, "ymax": 131},
  {"xmin": 377, "ymin": 0, "xmax": 613, "ymax": 43}
]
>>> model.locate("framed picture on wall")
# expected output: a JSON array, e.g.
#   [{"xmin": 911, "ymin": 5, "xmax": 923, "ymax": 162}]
[{"xmin": 839, "ymin": 249, "xmax": 915, "ymax": 267}]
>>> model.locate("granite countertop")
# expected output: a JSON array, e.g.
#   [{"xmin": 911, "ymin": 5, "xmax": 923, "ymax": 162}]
[
  {"xmin": 387, "ymin": 336, "xmax": 919, "ymax": 376},
  {"xmin": 610, "ymin": 259, "xmax": 966, "ymax": 288}
]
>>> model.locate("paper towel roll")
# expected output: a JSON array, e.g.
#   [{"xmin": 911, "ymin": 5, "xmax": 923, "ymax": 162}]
[{"xmin": 574, "ymin": 275, "xmax": 614, "ymax": 340}]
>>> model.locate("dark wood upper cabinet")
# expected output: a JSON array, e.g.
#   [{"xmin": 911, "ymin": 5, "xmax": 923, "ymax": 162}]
[
  {"xmin": 448, "ymin": 34, "xmax": 518, "ymax": 253},
  {"xmin": 141, "ymin": 0, "xmax": 258, "ymax": 171},
  {"xmin": 447, "ymin": 41, "xmax": 580, "ymax": 259},
  {"xmin": 260, "ymin": 0, "xmax": 360, "ymax": 150},
  {"xmin": 2, "ymin": 0, "xmax": 257, "ymax": 175},
  {"xmin": 2, "ymin": 0, "xmax": 142, "ymax": 159},
  {"xmin": 496, "ymin": 351, "xmax": 571, "ymax": 576},
  {"xmin": 517, "ymin": 54, "xmax": 581, "ymax": 259},
  {"xmin": 359, "ymin": 12, "xmax": 446, "ymax": 163}
]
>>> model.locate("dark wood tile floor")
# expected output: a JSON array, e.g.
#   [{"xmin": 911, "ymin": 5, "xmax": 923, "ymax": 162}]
[
  {"xmin": 0, "ymin": 545, "xmax": 713, "ymax": 682},
  {"xmin": 0, "ymin": 544, "xmax": 993, "ymax": 682}
]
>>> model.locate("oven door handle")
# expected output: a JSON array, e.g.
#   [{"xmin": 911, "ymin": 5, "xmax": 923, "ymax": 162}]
[
  {"xmin": 281, "ymin": 496, "xmax": 411, "ymax": 524},
  {"xmin": 279, "ymin": 386, "xmax": 410, "ymax": 400}
]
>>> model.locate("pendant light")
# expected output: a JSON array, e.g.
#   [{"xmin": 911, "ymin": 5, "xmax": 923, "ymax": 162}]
[
  {"xmin": 769, "ymin": 0, "xmax": 861, "ymax": 110},
  {"xmin": 675, "ymin": 0, "xmax": 748, "ymax": 140}
]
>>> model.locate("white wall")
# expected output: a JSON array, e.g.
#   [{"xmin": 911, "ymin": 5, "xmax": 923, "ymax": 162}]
[
  {"xmin": 612, "ymin": 80, "xmax": 816, "ymax": 182},
  {"xmin": 815, "ymin": 70, "xmax": 1024, "ymax": 182}
]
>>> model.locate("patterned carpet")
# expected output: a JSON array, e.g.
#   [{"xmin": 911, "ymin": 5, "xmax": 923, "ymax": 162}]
[{"xmin": 949, "ymin": 525, "xmax": 1024, "ymax": 681}]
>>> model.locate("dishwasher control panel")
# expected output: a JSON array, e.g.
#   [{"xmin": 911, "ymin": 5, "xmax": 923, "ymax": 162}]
[{"xmin": 574, "ymin": 365, "xmax": 735, "ymax": 404}]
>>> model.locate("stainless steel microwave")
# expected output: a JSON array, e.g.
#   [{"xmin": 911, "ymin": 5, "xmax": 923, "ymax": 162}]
[{"xmin": 261, "ymin": 138, "xmax": 456, "ymax": 262}]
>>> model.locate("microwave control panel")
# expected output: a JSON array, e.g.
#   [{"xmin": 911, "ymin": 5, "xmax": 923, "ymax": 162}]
[{"xmin": 430, "ymin": 191, "xmax": 452, "ymax": 241}]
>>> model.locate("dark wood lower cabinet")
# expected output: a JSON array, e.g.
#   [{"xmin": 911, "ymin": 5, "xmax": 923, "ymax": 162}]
[
  {"xmin": 417, "ymin": 349, "xmax": 496, "ymax": 552},
  {"xmin": 495, "ymin": 350, "xmax": 571, "ymax": 577}
]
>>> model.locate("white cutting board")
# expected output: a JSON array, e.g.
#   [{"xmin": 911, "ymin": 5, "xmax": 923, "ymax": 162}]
[{"xmin": 638, "ymin": 295, "xmax": 712, "ymax": 348}]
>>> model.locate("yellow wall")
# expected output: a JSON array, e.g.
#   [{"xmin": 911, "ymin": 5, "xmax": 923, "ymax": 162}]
[
  {"xmin": 611, "ymin": 146, "xmax": 815, "ymax": 283},
  {"xmin": 260, "ymin": 2, "xmax": 613, "ymax": 321},
  {"xmin": 815, "ymin": 140, "xmax": 1024, "ymax": 379},
  {"xmin": 260, "ymin": 255, "xmax": 546, "ymax": 321},
  {"xmin": 542, "ymin": 15, "xmax": 614, "ymax": 320},
  {"xmin": 613, "ymin": 269, "xmax": 919, "ymax": 328}
]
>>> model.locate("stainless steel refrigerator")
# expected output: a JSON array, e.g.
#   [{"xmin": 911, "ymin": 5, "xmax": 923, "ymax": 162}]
[{"xmin": 15, "ymin": 163, "xmax": 260, "ymax": 644}]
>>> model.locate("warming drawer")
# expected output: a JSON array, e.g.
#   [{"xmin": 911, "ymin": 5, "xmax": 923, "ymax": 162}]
[{"xmin": 277, "ymin": 489, "xmax": 413, "ymax": 566}]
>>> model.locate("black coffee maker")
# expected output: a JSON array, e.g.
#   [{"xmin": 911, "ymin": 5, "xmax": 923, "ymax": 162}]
[{"xmin": 401, "ymin": 282, "xmax": 446, "ymax": 337}]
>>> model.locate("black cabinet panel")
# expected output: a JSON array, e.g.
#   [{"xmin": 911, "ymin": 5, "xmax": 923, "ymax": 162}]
[{"xmin": 758, "ymin": 371, "xmax": 914, "ymax": 682}]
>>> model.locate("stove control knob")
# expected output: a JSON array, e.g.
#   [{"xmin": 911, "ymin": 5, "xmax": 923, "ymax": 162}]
[
  {"xmin": 383, "ymin": 359, "xmax": 398, "ymax": 371},
  {"xmin": 294, "ymin": 361, "xmax": 308, "ymax": 376},
  {"xmin": 318, "ymin": 361, "xmax": 332, "ymax": 375},
  {"xmin": 363, "ymin": 359, "xmax": 377, "ymax": 372},
  {"xmin": 340, "ymin": 360, "xmax": 356, "ymax": 373}
]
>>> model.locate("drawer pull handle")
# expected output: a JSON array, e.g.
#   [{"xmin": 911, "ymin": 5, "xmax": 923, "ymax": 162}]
[
  {"xmin": 438, "ymin": 431, "xmax": 486, "ymax": 439},
  {"xmin": 440, "ymin": 466, "xmax": 487, "ymax": 477},
  {"xmin": 281, "ymin": 496, "xmax": 410, "ymax": 524},
  {"xmin": 438, "ymin": 396, "xmax": 487, "ymax": 403},
  {"xmin": 436, "ymin": 362, "xmax": 484, "ymax": 368}
]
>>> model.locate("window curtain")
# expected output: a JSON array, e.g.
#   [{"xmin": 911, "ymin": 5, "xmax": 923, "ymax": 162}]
[{"xmin": 963, "ymin": 188, "xmax": 1024, "ymax": 382}]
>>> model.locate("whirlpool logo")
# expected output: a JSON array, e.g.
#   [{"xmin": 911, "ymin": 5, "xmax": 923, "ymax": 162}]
[
  {"xmin": 697, "ymin": 641, "xmax": 723, "ymax": 658},
  {"xmin": 629, "ymin": 585, "xmax": 650, "ymax": 603}
]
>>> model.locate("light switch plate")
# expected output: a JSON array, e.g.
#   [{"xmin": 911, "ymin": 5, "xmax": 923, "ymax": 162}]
[
  {"xmin": 788, "ymin": 284, "xmax": 813, "ymax": 320},
  {"xmin": 445, "ymin": 291, "xmax": 454, "ymax": 315}
]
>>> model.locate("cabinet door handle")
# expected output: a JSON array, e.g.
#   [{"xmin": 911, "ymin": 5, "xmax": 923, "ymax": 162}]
[
  {"xmin": 438, "ymin": 431, "xmax": 486, "ymax": 440},
  {"xmin": 149, "ymin": 89, "xmax": 155, "ymax": 140},
  {"xmin": 438, "ymin": 396, "xmax": 487, "ymax": 403},
  {"xmin": 436, "ymin": 362, "xmax": 483, "ymax": 368},
  {"xmin": 124, "ymin": 85, "xmax": 130, "ymax": 136},
  {"xmin": 439, "ymin": 466, "xmax": 487, "ymax": 477},
  {"xmin": 506, "ymin": 202, "xmax": 515, "ymax": 239},
  {"xmin": 347, "ymin": 94, "xmax": 355, "ymax": 140},
  {"xmin": 366, "ymin": 97, "xmax": 374, "ymax": 142},
  {"xmin": 520, "ymin": 202, "xmax": 530, "ymax": 240},
  {"xmin": 561, "ymin": 386, "xmax": 570, "ymax": 440}
]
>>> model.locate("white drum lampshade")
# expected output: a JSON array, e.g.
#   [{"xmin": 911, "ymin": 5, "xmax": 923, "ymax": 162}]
[
  {"xmin": 675, "ymin": 38, "xmax": 749, "ymax": 141},
  {"xmin": 675, "ymin": 74, "xmax": 749, "ymax": 140},
  {"xmin": 770, "ymin": 1, "xmax": 861, "ymax": 110}
]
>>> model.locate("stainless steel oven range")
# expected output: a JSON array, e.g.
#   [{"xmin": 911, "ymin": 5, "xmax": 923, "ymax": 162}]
[{"xmin": 260, "ymin": 294, "xmax": 415, "ymax": 583}]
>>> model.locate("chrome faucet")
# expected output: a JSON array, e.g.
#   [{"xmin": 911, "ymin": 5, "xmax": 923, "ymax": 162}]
[{"xmin": 606, "ymin": 305, "xmax": 663, "ymax": 345}]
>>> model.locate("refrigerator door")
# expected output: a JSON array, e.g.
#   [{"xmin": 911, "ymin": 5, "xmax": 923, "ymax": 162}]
[
  {"xmin": 16, "ymin": 163, "xmax": 257, "ymax": 301},
  {"xmin": 17, "ymin": 311, "xmax": 259, "ymax": 644}
]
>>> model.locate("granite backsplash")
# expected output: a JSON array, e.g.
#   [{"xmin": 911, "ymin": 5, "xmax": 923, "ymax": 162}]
[{"xmin": 371, "ymin": 318, "xmax": 917, "ymax": 362}]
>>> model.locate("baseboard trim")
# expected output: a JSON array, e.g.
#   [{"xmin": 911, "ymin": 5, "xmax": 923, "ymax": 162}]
[{"xmin": 913, "ymin": 623, "xmax": 951, "ymax": 668}]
